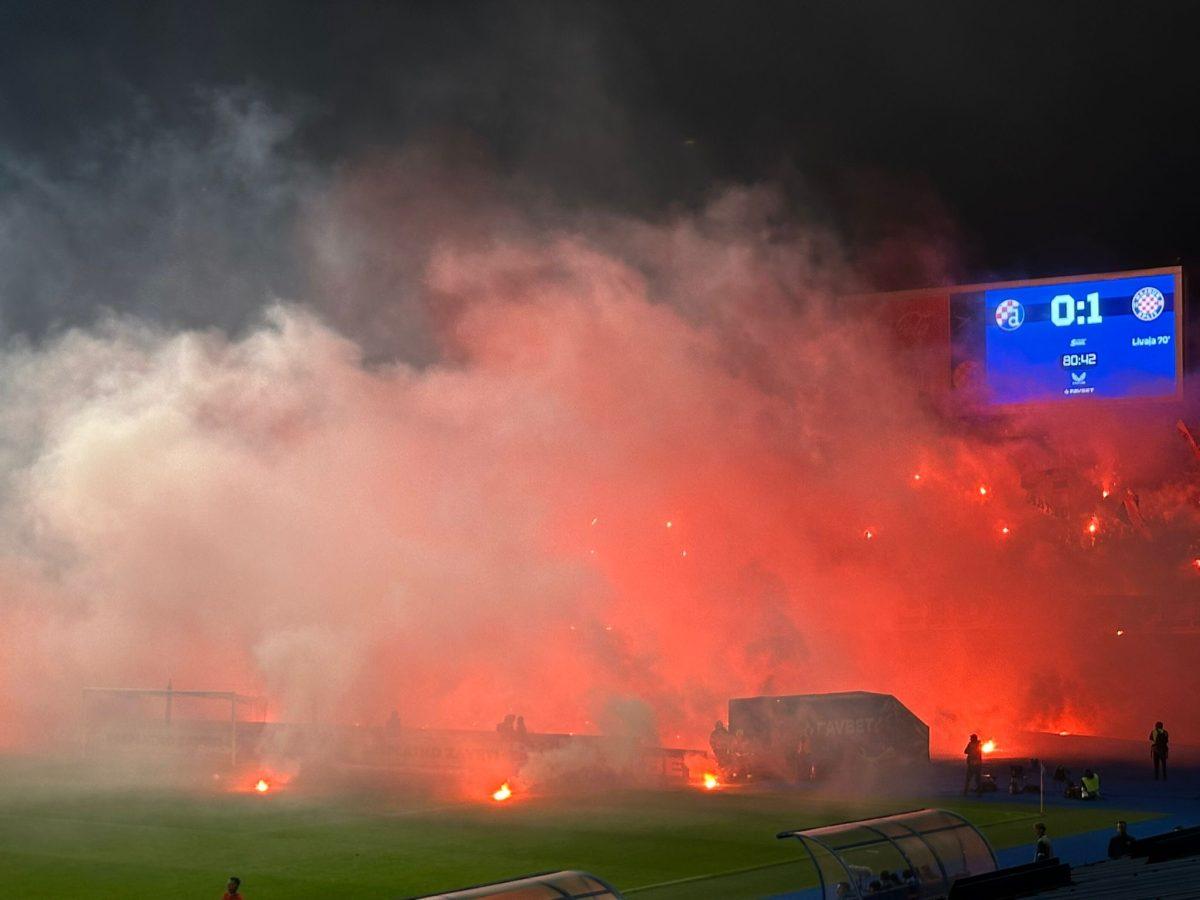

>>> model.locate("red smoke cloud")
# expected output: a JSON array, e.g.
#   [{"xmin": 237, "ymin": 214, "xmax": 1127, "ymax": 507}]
[{"xmin": 1, "ymin": 160, "xmax": 1197, "ymax": 757}]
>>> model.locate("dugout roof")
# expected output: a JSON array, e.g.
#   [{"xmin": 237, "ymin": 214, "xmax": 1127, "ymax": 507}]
[
  {"xmin": 412, "ymin": 869, "xmax": 623, "ymax": 899},
  {"xmin": 778, "ymin": 807, "xmax": 996, "ymax": 899}
]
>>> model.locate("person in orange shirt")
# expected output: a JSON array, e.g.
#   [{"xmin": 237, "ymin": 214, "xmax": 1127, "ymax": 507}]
[{"xmin": 223, "ymin": 876, "xmax": 244, "ymax": 900}]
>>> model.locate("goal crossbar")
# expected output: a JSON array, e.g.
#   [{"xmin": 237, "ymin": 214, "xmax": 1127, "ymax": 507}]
[{"xmin": 81, "ymin": 686, "xmax": 265, "ymax": 766}]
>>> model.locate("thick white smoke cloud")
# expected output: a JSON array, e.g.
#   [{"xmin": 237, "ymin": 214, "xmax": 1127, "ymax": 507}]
[{"xmin": 0, "ymin": 93, "xmax": 1196, "ymax": 759}]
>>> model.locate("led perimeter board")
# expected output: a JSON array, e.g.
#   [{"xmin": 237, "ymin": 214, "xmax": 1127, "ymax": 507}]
[{"xmin": 950, "ymin": 267, "xmax": 1183, "ymax": 404}]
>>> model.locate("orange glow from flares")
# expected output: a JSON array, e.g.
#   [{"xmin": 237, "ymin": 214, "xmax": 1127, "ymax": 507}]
[
  {"xmin": 702, "ymin": 772, "xmax": 719, "ymax": 790},
  {"xmin": 8, "ymin": 170, "xmax": 1200, "ymax": 776},
  {"xmin": 254, "ymin": 779, "xmax": 270, "ymax": 793},
  {"xmin": 981, "ymin": 739, "xmax": 997, "ymax": 754},
  {"xmin": 492, "ymin": 782, "xmax": 512, "ymax": 802}
]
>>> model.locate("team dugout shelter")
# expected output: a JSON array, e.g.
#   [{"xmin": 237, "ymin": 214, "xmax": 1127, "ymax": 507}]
[
  {"xmin": 778, "ymin": 808, "xmax": 997, "ymax": 899},
  {"xmin": 412, "ymin": 870, "xmax": 624, "ymax": 899}
]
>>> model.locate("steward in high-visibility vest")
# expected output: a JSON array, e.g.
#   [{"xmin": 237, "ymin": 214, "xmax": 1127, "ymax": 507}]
[{"xmin": 1080, "ymin": 769, "xmax": 1100, "ymax": 799}]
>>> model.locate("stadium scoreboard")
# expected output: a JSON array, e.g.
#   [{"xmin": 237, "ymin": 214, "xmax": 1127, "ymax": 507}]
[{"xmin": 946, "ymin": 267, "xmax": 1183, "ymax": 404}]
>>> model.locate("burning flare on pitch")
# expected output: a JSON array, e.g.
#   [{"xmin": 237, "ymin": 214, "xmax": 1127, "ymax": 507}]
[
  {"xmin": 254, "ymin": 779, "xmax": 270, "ymax": 793},
  {"xmin": 981, "ymin": 739, "xmax": 997, "ymax": 755},
  {"xmin": 702, "ymin": 772, "xmax": 720, "ymax": 790},
  {"xmin": 492, "ymin": 782, "xmax": 513, "ymax": 802}
]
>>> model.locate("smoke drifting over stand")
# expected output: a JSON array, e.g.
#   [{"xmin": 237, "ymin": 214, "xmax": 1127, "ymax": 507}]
[{"xmin": 0, "ymin": 82, "xmax": 1197, "ymax": 762}]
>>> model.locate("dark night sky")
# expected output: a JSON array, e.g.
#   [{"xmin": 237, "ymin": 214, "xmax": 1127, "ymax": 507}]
[{"xmin": 2, "ymin": 0, "xmax": 1199, "ymax": 313}]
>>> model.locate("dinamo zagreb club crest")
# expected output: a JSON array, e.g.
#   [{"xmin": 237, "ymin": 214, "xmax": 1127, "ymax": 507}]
[{"xmin": 995, "ymin": 298, "xmax": 1025, "ymax": 331}]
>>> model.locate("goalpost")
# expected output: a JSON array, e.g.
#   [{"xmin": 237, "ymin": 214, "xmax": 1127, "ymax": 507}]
[{"xmin": 81, "ymin": 684, "xmax": 264, "ymax": 767}]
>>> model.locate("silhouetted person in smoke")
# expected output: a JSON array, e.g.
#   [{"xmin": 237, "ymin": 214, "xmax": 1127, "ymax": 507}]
[
  {"xmin": 731, "ymin": 728, "xmax": 752, "ymax": 774},
  {"xmin": 496, "ymin": 714, "xmax": 515, "ymax": 736},
  {"xmin": 515, "ymin": 715, "xmax": 528, "ymax": 738},
  {"xmin": 1033, "ymin": 822, "xmax": 1053, "ymax": 862},
  {"xmin": 222, "ymin": 876, "xmax": 244, "ymax": 900},
  {"xmin": 709, "ymin": 720, "xmax": 731, "ymax": 768},
  {"xmin": 1108, "ymin": 820, "xmax": 1137, "ymax": 858},
  {"xmin": 1150, "ymin": 721, "xmax": 1169, "ymax": 780},
  {"xmin": 963, "ymin": 734, "xmax": 983, "ymax": 795},
  {"xmin": 793, "ymin": 735, "xmax": 813, "ymax": 782}
]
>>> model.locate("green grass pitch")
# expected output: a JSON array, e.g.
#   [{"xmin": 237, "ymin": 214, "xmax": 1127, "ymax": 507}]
[{"xmin": 0, "ymin": 758, "xmax": 1156, "ymax": 899}]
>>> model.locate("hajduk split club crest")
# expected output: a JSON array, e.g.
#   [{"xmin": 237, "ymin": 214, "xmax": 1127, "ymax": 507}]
[{"xmin": 1131, "ymin": 286, "xmax": 1165, "ymax": 322}]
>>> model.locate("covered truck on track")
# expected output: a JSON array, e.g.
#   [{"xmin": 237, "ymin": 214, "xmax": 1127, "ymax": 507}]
[{"xmin": 728, "ymin": 691, "xmax": 929, "ymax": 781}]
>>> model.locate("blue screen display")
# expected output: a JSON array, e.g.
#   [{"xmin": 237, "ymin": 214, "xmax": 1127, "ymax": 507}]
[{"xmin": 980, "ymin": 272, "xmax": 1178, "ymax": 403}]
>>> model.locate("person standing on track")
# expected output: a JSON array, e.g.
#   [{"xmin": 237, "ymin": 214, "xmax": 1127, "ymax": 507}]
[
  {"xmin": 1150, "ymin": 721, "xmax": 1169, "ymax": 781},
  {"xmin": 963, "ymin": 733, "xmax": 983, "ymax": 795},
  {"xmin": 1108, "ymin": 820, "xmax": 1137, "ymax": 859},
  {"xmin": 709, "ymin": 720, "xmax": 732, "ymax": 769},
  {"xmin": 1033, "ymin": 823, "xmax": 1053, "ymax": 862}
]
